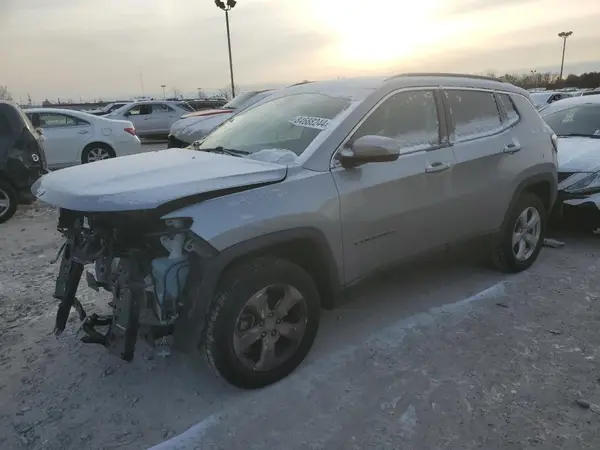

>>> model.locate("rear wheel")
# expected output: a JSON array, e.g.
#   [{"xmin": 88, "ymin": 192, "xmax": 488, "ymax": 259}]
[
  {"xmin": 0, "ymin": 180, "xmax": 18, "ymax": 224},
  {"xmin": 201, "ymin": 257, "xmax": 321, "ymax": 389},
  {"xmin": 82, "ymin": 143, "xmax": 114, "ymax": 164},
  {"xmin": 492, "ymin": 192, "xmax": 546, "ymax": 273}
]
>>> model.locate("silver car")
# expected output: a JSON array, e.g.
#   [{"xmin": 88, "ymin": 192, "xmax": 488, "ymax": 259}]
[
  {"xmin": 105, "ymin": 100, "xmax": 195, "ymax": 137},
  {"xmin": 32, "ymin": 73, "xmax": 557, "ymax": 388}
]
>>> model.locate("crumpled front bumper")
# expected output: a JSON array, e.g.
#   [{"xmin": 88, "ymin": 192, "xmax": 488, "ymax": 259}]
[{"xmin": 553, "ymin": 190, "xmax": 600, "ymax": 227}]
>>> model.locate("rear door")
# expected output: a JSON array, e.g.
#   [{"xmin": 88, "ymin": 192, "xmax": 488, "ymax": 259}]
[
  {"xmin": 34, "ymin": 112, "xmax": 92, "ymax": 167},
  {"xmin": 443, "ymin": 88, "xmax": 520, "ymax": 238},
  {"xmin": 331, "ymin": 88, "xmax": 458, "ymax": 283}
]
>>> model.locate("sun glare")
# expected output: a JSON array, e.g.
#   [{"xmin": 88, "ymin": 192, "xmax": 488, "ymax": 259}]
[{"xmin": 308, "ymin": 0, "xmax": 441, "ymax": 66}]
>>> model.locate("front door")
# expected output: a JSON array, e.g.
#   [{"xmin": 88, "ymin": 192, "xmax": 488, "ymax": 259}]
[
  {"xmin": 125, "ymin": 104, "xmax": 153, "ymax": 135},
  {"xmin": 331, "ymin": 89, "xmax": 458, "ymax": 284},
  {"xmin": 150, "ymin": 103, "xmax": 177, "ymax": 134}
]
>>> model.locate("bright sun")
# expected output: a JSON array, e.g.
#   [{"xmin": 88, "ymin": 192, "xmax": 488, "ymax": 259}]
[{"xmin": 309, "ymin": 0, "xmax": 441, "ymax": 66}]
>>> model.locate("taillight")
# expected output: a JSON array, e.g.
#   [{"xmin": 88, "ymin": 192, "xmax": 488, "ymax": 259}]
[{"xmin": 125, "ymin": 127, "xmax": 136, "ymax": 136}]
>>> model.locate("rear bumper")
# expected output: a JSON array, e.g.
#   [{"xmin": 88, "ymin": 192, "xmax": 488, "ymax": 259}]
[{"xmin": 167, "ymin": 134, "xmax": 189, "ymax": 149}]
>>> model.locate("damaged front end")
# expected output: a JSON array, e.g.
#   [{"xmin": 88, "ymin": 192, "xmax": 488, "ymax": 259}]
[{"xmin": 53, "ymin": 208, "xmax": 209, "ymax": 361}]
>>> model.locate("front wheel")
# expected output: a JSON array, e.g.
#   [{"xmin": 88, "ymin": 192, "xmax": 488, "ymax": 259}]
[
  {"xmin": 492, "ymin": 192, "xmax": 547, "ymax": 273},
  {"xmin": 0, "ymin": 180, "xmax": 18, "ymax": 224},
  {"xmin": 201, "ymin": 257, "xmax": 321, "ymax": 389}
]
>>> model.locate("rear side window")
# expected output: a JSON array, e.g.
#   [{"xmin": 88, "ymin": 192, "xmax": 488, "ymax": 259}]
[
  {"xmin": 444, "ymin": 90, "xmax": 501, "ymax": 140},
  {"xmin": 353, "ymin": 90, "xmax": 440, "ymax": 150},
  {"xmin": 498, "ymin": 93, "xmax": 519, "ymax": 123}
]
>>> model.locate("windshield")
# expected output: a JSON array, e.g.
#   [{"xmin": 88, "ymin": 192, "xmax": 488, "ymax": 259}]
[
  {"xmin": 530, "ymin": 92, "xmax": 551, "ymax": 104},
  {"xmin": 542, "ymin": 104, "xmax": 600, "ymax": 138},
  {"xmin": 195, "ymin": 93, "xmax": 352, "ymax": 158},
  {"xmin": 222, "ymin": 92, "xmax": 261, "ymax": 110}
]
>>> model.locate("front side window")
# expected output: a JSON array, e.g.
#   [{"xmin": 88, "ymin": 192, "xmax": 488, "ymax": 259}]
[
  {"xmin": 445, "ymin": 89, "xmax": 501, "ymax": 139},
  {"xmin": 542, "ymin": 104, "xmax": 600, "ymax": 138},
  {"xmin": 196, "ymin": 93, "xmax": 352, "ymax": 157},
  {"xmin": 127, "ymin": 105, "xmax": 152, "ymax": 116},
  {"xmin": 352, "ymin": 90, "xmax": 440, "ymax": 150},
  {"xmin": 153, "ymin": 104, "xmax": 175, "ymax": 113}
]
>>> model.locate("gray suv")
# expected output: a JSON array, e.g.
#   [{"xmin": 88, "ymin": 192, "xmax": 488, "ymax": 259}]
[{"xmin": 32, "ymin": 74, "xmax": 557, "ymax": 389}]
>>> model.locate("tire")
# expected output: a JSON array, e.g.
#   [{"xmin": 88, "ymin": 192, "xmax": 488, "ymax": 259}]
[
  {"xmin": 492, "ymin": 192, "xmax": 547, "ymax": 273},
  {"xmin": 81, "ymin": 143, "xmax": 114, "ymax": 164},
  {"xmin": 0, "ymin": 180, "xmax": 18, "ymax": 224},
  {"xmin": 201, "ymin": 257, "xmax": 321, "ymax": 389}
]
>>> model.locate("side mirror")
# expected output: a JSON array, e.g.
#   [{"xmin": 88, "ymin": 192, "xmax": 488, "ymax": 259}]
[
  {"xmin": 123, "ymin": 111, "xmax": 131, "ymax": 117},
  {"xmin": 336, "ymin": 135, "xmax": 399, "ymax": 167},
  {"xmin": 35, "ymin": 127, "xmax": 44, "ymax": 136}
]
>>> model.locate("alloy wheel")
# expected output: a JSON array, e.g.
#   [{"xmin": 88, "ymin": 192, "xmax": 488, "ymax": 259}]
[
  {"xmin": 233, "ymin": 284, "xmax": 308, "ymax": 372},
  {"xmin": 512, "ymin": 206, "xmax": 542, "ymax": 261},
  {"xmin": 86, "ymin": 147, "xmax": 111, "ymax": 163}
]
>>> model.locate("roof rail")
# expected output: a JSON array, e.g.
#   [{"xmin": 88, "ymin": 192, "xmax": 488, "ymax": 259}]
[{"xmin": 386, "ymin": 72, "xmax": 505, "ymax": 83}]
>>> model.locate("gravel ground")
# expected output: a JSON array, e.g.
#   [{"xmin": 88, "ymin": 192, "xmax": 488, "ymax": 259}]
[{"xmin": 2, "ymin": 200, "xmax": 600, "ymax": 449}]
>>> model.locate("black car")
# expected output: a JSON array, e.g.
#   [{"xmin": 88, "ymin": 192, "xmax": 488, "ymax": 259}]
[{"xmin": 0, "ymin": 101, "xmax": 48, "ymax": 223}]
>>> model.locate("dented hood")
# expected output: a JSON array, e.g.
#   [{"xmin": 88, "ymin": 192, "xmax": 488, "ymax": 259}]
[{"xmin": 32, "ymin": 149, "xmax": 287, "ymax": 212}]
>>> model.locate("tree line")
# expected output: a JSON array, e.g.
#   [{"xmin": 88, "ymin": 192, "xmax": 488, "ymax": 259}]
[{"xmin": 486, "ymin": 71, "xmax": 600, "ymax": 90}]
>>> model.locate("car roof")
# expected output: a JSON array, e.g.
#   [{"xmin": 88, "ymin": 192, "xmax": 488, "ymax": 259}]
[
  {"xmin": 25, "ymin": 107, "xmax": 95, "ymax": 116},
  {"xmin": 253, "ymin": 73, "xmax": 526, "ymax": 105}
]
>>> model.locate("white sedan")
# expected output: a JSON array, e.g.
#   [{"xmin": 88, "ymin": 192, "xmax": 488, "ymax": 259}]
[
  {"xmin": 26, "ymin": 108, "xmax": 142, "ymax": 169},
  {"xmin": 105, "ymin": 101, "xmax": 195, "ymax": 137}
]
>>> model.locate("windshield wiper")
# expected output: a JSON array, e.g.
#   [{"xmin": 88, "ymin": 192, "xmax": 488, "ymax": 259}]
[
  {"xmin": 557, "ymin": 133, "xmax": 600, "ymax": 139},
  {"xmin": 200, "ymin": 146, "xmax": 249, "ymax": 157}
]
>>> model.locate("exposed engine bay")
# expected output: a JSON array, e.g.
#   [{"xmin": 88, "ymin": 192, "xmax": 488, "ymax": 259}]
[{"xmin": 52, "ymin": 208, "xmax": 200, "ymax": 360}]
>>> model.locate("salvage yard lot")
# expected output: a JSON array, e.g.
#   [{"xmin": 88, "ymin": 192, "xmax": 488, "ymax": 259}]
[{"xmin": 2, "ymin": 205, "xmax": 600, "ymax": 449}]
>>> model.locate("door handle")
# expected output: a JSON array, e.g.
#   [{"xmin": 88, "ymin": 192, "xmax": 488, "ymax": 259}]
[
  {"xmin": 425, "ymin": 162, "xmax": 452, "ymax": 174},
  {"xmin": 503, "ymin": 142, "xmax": 521, "ymax": 154},
  {"xmin": 78, "ymin": 129, "xmax": 89, "ymax": 134}
]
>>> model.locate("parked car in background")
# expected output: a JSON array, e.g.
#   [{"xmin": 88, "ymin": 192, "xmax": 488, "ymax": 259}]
[
  {"xmin": 105, "ymin": 101, "xmax": 195, "ymax": 137},
  {"xmin": 86, "ymin": 102, "xmax": 130, "ymax": 116},
  {"xmin": 539, "ymin": 94, "xmax": 600, "ymax": 227},
  {"xmin": 167, "ymin": 90, "xmax": 275, "ymax": 148},
  {"xmin": 530, "ymin": 91, "xmax": 573, "ymax": 110},
  {"xmin": 26, "ymin": 108, "xmax": 142, "ymax": 169},
  {"xmin": 32, "ymin": 73, "xmax": 556, "ymax": 389},
  {"xmin": 0, "ymin": 101, "xmax": 47, "ymax": 223},
  {"xmin": 185, "ymin": 99, "xmax": 227, "ymax": 111}
]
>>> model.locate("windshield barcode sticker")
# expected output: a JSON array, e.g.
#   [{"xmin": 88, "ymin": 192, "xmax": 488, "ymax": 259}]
[{"xmin": 289, "ymin": 116, "xmax": 331, "ymax": 130}]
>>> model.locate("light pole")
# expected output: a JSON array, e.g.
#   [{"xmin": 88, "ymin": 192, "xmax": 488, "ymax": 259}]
[
  {"xmin": 558, "ymin": 31, "xmax": 573, "ymax": 80},
  {"xmin": 215, "ymin": 0, "xmax": 237, "ymax": 99},
  {"xmin": 530, "ymin": 70, "xmax": 537, "ymax": 88},
  {"xmin": 161, "ymin": 84, "xmax": 167, "ymax": 99}
]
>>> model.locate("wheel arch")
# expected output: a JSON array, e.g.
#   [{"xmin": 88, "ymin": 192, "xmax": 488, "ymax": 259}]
[
  {"xmin": 174, "ymin": 227, "xmax": 343, "ymax": 352},
  {"xmin": 502, "ymin": 171, "xmax": 557, "ymax": 230}
]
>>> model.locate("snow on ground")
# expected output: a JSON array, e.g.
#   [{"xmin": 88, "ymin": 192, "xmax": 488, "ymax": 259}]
[{"xmin": 2, "ymin": 185, "xmax": 600, "ymax": 448}]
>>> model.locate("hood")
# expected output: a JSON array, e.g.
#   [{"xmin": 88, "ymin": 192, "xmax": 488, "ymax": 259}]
[
  {"xmin": 181, "ymin": 108, "xmax": 233, "ymax": 119},
  {"xmin": 557, "ymin": 137, "xmax": 600, "ymax": 173},
  {"xmin": 32, "ymin": 148, "xmax": 287, "ymax": 212},
  {"xmin": 175, "ymin": 114, "xmax": 232, "ymax": 143}
]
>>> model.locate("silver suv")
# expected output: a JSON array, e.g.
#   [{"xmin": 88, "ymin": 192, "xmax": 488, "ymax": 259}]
[{"xmin": 33, "ymin": 74, "xmax": 557, "ymax": 389}]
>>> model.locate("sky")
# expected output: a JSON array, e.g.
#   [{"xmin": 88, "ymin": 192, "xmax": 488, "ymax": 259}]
[{"xmin": 1, "ymin": 0, "xmax": 599, "ymax": 102}]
